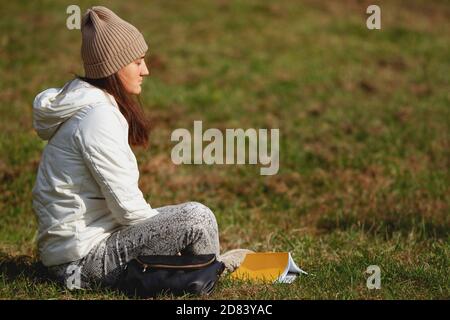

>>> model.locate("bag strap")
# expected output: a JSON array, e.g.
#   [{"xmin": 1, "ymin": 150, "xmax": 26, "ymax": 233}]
[{"xmin": 135, "ymin": 254, "xmax": 217, "ymax": 271}]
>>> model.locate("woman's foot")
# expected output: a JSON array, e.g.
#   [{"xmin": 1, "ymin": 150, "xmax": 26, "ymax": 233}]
[{"xmin": 218, "ymin": 249, "xmax": 255, "ymax": 274}]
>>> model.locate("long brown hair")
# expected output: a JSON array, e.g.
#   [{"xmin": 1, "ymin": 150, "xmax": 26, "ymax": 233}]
[{"xmin": 77, "ymin": 74, "xmax": 150, "ymax": 148}]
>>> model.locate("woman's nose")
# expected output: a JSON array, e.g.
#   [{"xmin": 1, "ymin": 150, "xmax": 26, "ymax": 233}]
[{"xmin": 141, "ymin": 60, "xmax": 150, "ymax": 76}]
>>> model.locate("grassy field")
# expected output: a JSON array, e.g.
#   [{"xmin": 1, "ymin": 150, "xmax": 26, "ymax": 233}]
[{"xmin": 0, "ymin": 0, "xmax": 448, "ymax": 299}]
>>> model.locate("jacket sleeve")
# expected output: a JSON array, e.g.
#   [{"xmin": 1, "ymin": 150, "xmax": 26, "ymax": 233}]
[{"xmin": 76, "ymin": 106, "xmax": 159, "ymax": 225}]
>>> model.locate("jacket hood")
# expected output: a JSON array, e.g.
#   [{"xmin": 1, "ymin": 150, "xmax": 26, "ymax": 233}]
[{"xmin": 32, "ymin": 78, "xmax": 118, "ymax": 140}]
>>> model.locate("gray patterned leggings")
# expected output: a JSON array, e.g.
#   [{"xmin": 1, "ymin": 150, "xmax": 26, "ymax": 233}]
[{"xmin": 48, "ymin": 201, "xmax": 221, "ymax": 289}]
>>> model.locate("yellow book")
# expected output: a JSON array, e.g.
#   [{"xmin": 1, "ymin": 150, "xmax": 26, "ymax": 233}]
[{"xmin": 230, "ymin": 252, "xmax": 307, "ymax": 283}]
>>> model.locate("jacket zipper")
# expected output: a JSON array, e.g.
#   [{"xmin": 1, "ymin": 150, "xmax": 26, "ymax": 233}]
[{"xmin": 136, "ymin": 256, "xmax": 216, "ymax": 272}]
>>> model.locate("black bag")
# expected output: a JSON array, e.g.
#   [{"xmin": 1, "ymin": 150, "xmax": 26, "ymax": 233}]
[{"xmin": 118, "ymin": 254, "xmax": 225, "ymax": 298}]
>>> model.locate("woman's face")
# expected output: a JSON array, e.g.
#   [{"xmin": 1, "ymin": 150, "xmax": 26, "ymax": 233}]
[{"xmin": 118, "ymin": 55, "xmax": 149, "ymax": 95}]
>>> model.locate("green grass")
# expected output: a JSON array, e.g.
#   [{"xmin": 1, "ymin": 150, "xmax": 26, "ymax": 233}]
[{"xmin": 0, "ymin": 0, "xmax": 449, "ymax": 299}]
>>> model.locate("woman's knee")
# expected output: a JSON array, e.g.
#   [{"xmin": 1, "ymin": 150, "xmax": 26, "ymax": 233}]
[
  {"xmin": 179, "ymin": 202, "xmax": 220, "ymax": 256},
  {"xmin": 185, "ymin": 201, "xmax": 218, "ymax": 226}
]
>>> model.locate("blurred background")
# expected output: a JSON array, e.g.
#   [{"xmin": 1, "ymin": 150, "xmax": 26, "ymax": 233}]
[{"xmin": 0, "ymin": 0, "xmax": 448, "ymax": 299}]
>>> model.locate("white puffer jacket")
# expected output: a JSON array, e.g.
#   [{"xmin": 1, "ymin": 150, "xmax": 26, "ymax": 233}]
[{"xmin": 32, "ymin": 78, "xmax": 159, "ymax": 267}]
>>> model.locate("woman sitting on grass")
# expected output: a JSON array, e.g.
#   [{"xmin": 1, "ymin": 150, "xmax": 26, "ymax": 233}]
[{"xmin": 32, "ymin": 6, "xmax": 251, "ymax": 290}]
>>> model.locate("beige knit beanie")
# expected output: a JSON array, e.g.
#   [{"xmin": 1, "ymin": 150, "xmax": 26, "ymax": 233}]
[{"xmin": 81, "ymin": 6, "xmax": 148, "ymax": 79}]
